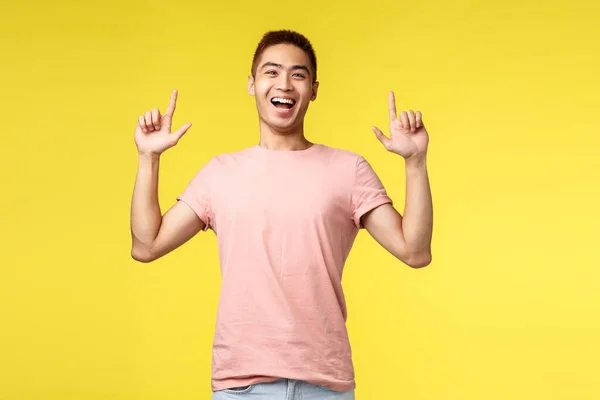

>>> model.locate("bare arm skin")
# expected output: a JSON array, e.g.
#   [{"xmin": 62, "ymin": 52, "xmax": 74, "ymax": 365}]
[
  {"xmin": 129, "ymin": 90, "xmax": 200, "ymax": 263},
  {"xmin": 130, "ymin": 154, "xmax": 205, "ymax": 263},
  {"xmin": 366, "ymin": 91, "xmax": 433, "ymax": 268},
  {"xmin": 362, "ymin": 157, "xmax": 433, "ymax": 268}
]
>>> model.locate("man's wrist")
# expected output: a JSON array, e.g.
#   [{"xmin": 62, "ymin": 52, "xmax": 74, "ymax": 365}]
[
  {"xmin": 138, "ymin": 151, "xmax": 161, "ymax": 162},
  {"xmin": 404, "ymin": 154, "xmax": 427, "ymax": 169}
]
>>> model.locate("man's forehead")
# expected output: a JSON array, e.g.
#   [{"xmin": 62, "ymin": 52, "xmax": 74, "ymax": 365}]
[{"xmin": 259, "ymin": 44, "xmax": 310, "ymax": 66}]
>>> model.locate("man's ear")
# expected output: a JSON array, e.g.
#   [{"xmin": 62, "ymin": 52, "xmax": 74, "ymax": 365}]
[
  {"xmin": 247, "ymin": 76, "xmax": 255, "ymax": 95},
  {"xmin": 311, "ymin": 81, "xmax": 319, "ymax": 101}
]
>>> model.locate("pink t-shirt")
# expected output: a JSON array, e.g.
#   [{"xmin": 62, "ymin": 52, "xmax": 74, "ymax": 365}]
[{"xmin": 177, "ymin": 144, "xmax": 392, "ymax": 392}]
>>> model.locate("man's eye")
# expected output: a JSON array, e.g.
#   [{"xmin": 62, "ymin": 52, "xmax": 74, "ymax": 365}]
[
  {"xmin": 293, "ymin": 73, "xmax": 305, "ymax": 78},
  {"xmin": 266, "ymin": 71, "xmax": 276, "ymax": 75}
]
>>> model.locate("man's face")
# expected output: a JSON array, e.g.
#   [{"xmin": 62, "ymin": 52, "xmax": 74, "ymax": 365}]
[{"xmin": 248, "ymin": 44, "xmax": 319, "ymax": 134}]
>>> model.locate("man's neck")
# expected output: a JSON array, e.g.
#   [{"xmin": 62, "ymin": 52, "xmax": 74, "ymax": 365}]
[{"xmin": 258, "ymin": 124, "xmax": 313, "ymax": 151}]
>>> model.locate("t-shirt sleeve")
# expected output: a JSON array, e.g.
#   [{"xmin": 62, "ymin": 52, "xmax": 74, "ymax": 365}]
[
  {"xmin": 176, "ymin": 158, "xmax": 217, "ymax": 231},
  {"xmin": 351, "ymin": 156, "xmax": 393, "ymax": 229}
]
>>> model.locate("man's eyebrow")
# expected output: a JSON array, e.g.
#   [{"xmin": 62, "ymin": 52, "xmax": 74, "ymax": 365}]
[
  {"xmin": 260, "ymin": 62, "xmax": 311, "ymax": 75},
  {"xmin": 260, "ymin": 62, "xmax": 283, "ymax": 70}
]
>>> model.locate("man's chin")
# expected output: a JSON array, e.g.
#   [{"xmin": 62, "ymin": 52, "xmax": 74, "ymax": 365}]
[
  {"xmin": 271, "ymin": 124, "xmax": 298, "ymax": 135},
  {"xmin": 259, "ymin": 115, "xmax": 301, "ymax": 134}
]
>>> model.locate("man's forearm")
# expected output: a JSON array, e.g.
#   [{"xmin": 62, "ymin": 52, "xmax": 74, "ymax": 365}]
[
  {"xmin": 402, "ymin": 156, "xmax": 433, "ymax": 262},
  {"xmin": 130, "ymin": 153, "xmax": 162, "ymax": 251}
]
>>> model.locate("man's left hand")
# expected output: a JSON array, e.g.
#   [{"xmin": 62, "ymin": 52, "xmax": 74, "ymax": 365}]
[{"xmin": 372, "ymin": 91, "xmax": 429, "ymax": 161}]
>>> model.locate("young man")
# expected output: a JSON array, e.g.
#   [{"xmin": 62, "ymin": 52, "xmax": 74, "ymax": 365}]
[{"xmin": 130, "ymin": 30, "xmax": 433, "ymax": 399}]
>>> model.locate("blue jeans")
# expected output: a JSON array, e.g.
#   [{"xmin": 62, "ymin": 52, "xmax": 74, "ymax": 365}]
[{"xmin": 212, "ymin": 378, "xmax": 355, "ymax": 400}]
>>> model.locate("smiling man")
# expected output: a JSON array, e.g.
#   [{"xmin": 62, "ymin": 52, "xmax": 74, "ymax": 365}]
[{"xmin": 130, "ymin": 30, "xmax": 433, "ymax": 400}]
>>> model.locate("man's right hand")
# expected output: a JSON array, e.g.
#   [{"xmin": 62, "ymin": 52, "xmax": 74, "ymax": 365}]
[{"xmin": 134, "ymin": 89, "xmax": 192, "ymax": 156}]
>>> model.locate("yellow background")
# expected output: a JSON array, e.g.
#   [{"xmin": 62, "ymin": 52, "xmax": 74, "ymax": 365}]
[{"xmin": 1, "ymin": 0, "xmax": 599, "ymax": 398}]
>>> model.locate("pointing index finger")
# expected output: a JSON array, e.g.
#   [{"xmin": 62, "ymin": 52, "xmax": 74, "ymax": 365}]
[
  {"xmin": 165, "ymin": 89, "xmax": 178, "ymax": 117},
  {"xmin": 389, "ymin": 91, "xmax": 397, "ymax": 122}
]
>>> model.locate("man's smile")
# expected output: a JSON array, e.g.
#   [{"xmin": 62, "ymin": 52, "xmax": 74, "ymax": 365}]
[{"xmin": 270, "ymin": 96, "xmax": 297, "ymax": 115}]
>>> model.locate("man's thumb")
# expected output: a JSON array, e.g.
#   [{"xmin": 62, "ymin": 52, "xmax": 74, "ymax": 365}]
[{"xmin": 171, "ymin": 122, "xmax": 192, "ymax": 144}]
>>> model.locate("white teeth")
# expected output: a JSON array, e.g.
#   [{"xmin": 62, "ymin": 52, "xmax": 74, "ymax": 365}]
[{"xmin": 272, "ymin": 97, "xmax": 295, "ymax": 105}]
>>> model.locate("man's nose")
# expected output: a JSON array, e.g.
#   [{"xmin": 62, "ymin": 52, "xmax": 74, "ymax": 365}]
[{"xmin": 275, "ymin": 74, "xmax": 293, "ymax": 91}]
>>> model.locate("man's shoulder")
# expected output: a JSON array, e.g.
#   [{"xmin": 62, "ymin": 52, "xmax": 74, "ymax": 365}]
[
  {"xmin": 208, "ymin": 145, "xmax": 258, "ymax": 165},
  {"xmin": 185, "ymin": 146, "xmax": 256, "ymax": 179},
  {"xmin": 317, "ymin": 143, "xmax": 365, "ymax": 163}
]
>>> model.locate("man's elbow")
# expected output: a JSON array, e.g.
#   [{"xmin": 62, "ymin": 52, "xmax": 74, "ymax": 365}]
[
  {"xmin": 131, "ymin": 245, "xmax": 156, "ymax": 263},
  {"xmin": 404, "ymin": 250, "xmax": 432, "ymax": 269}
]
